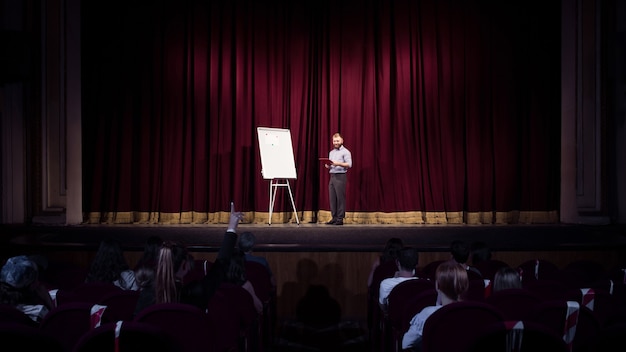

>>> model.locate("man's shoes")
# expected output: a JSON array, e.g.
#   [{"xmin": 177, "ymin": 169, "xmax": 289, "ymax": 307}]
[
  {"xmin": 326, "ymin": 219, "xmax": 336, "ymax": 225},
  {"xmin": 334, "ymin": 220, "xmax": 343, "ymax": 225}
]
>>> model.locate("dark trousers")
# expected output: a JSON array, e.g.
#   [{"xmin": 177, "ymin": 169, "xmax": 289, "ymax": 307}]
[{"xmin": 329, "ymin": 173, "xmax": 347, "ymax": 221}]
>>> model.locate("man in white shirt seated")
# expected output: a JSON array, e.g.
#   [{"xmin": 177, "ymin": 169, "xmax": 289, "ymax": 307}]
[{"xmin": 378, "ymin": 247, "xmax": 420, "ymax": 310}]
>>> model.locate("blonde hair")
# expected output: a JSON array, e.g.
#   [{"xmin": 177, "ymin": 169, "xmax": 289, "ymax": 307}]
[
  {"xmin": 154, "ymin": 242, "xmax": 189, "ymax": 304},
  {"xmin": 155, "ymin": 245, "xmax": 176, "ymax": 303}
]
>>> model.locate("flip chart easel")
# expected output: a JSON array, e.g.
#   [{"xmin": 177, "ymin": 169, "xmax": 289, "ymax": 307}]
[
  {"xmin": 268, "ymin": 179, "xmax": 299, "ymax": 225},
  {"xmin": 257, "ymin": 127, "xmax": 300, "ymax": 225}
]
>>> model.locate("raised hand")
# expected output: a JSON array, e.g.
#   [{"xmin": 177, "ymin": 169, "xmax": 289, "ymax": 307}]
[{"xmin": 228, "ymin": 201, "xmax": 244, "ymax": 232}]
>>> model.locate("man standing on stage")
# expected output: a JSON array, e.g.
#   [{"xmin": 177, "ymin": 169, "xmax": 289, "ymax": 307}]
[{"xmin": 325, "ymin": 132, "xmax": 352, "ymax": 225}]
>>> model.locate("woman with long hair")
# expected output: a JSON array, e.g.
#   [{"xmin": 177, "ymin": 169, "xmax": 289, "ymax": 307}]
[{"xmin": 85, "ymin": 238, "xmax": 138, "ymax": 290}]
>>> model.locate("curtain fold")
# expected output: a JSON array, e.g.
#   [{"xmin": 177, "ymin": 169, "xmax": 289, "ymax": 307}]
[{"xmin": 82, "ymin": 0, "xmax": 560, "ymax": 224}]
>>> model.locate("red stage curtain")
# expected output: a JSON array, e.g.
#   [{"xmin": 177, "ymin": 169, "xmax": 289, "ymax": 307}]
[{"xmin": 82, "ymin": 0, "xmax": 560, "ymax": 224}]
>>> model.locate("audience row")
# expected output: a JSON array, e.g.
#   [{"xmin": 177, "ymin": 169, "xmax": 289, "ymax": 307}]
[
  {"xmin": 3, "ymin": 230, "xmax": 625, "ymax": 351},
  {"xmin": 368, "ymin": 237, "xmax": 626, "ymax": 352},
  {"xmin": 0, "ymin": 203, "xmax": 278, "ymax": 352}
]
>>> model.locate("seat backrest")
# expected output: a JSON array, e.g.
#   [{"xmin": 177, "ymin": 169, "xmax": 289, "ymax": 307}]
[
  {"xmin": 56, "ymin": 282, "xmax": 123, "ymax": 306},
  {"xmin": 183, "ymin": 259, "xmax": 213, "ymax": 285},
  {"xmin": 419, "ymin": 260, "xmax": 445, "ymax": 281},
  {"xmin": 485, "ymin": 288, "xmax": 544, "ymax": 321},
  {"xmin": 40, "ymin": 260, "xmax": 88, "ymax": 291},
  {"xmin": 40, "ymin": 302, "xmax": 100, "ymax": 352},
  {"xmin": 421, "ymin": 300, "xmax": 504, "ymax": 352},
  {"xmin": 244, "ymin": 260, "xmax": 276, "ymax": 350},
  {"xmin": 474, "ymin": 259, "xmax": 510, "ymax": 281},
  {"xmin": 368, "ymin": 259, "xmax": 399, "ymax": 351},
  {"xmin": 517, "ymin": 258, "xmax": 559, "ymax": 283},
  {"xmin": 523, "ymin": 279, "xmax": 569, "ymax": 301},
  {"xmin": 575, "ymin": 288, "xmax": 626, "ymax": 327},
  {"xmin": 369, "ymin": 259, "xmax": 399, "ymax": 299},
  {"xmin": 98, "ymin": 289, "xmax": 141, "ymax": 323},
  {"xmin": 0, "ymin": 322, "xmax": 64, "ymax": 352},
  {"xmin": 562, "ymin": 260, "xmax": 607, "ymax": 287},
  {"xmin": 386, "ymin": 278, "xmax": 435, "ymax": 329},
  {"xmin": 73, "ymin": 320, "xmax": 176, "ymax": 352},
  {"xmin": 206, "ymin": 282, "xmax": 260, "ymax": 352},
  {"xmin": 462, "ymin": 279, "xmax": 489, "ymax": 302},
  {"xmin": 133, "ymin": 302, "xmax": 212, "ymax": 352},
  {"xmin": 528, "ymin": 299, "xmax": 602, "ymax": 352},
  {"xmin": 468, "ymin": 320, "xmax": 568, "ymax": 352},
  {"xmin": 547, "ymin": 269, "xmax": 598, "ymax": 290},
  {"xmin": 467, "ymin": 268, "xmax": 485, "ymax": 281},
  {"xmin": 245, "ymin": 260, "xmax": 273, "ymax": 304},
  {"xmin": 399, "ymin": 288, "xmax": 438, "ymax": 333}
]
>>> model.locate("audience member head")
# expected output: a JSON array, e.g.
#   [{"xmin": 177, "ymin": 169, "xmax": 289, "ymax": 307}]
[
  {"xmin": 450, "ymin": 240, "xmax": 470, "ymax": 265},
  {"xmin": 136, "ymin": 235, "xmax": 163, "ymax": 270},
  {"xmin": 470, "ymin": 241, "xmax": 492, "ymax": 265},
  {"xmin": 86, "ymin": 238, "xmax": 130, "ymax": 284},
  {"xmin": 492, "ymin": 266, "xmax": 522, "ymax": 292},
  {"xmin": 155, "ymin": 241, "xmax": 192, "ymax": 304},
  {"xmin": 381, "ymin": 237, "xmax": 404, "ymax": 262},
  {"xmin": 135, "ymin": 266, "xmax": 155, "ymax": 290},
  {"xmin": 0, "ymin": 255, "xmax": 39, "ymax": 292},
  {"xmin": 397, "ymin": 247, "xmax": 419, "ymax": 273},
  {"xmin": 435, "ymin": 261, "xmax": 469, "ymax": 302},
  {"xmin": 238, "ymin": 232, "xmax": 256, "ymax": 253}
]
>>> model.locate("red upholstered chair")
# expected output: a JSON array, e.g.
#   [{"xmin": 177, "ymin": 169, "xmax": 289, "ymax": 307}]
[
  {"xmin": 245, "ymin": 261, "xmax": 273, "ymax": 305},
  {"xmin": 474, "ymin": 259, "xmax": 510, "ymax": 281},
  {"xmin": 40, "ymin": 260, "xmax": 88, "ymax": 291},
  {"xmin": 133, "ymin": 302, "xmax": 213, "ymax": 352},
  {"xmin": 421, "ymin": 300, "xmax": 505, "ymax": 352},
  {"xmin": 517, "ymin": 258, "xmax": 559, "ymax": 283},
  {"xmin": 371, "ymin": 260, "xmax": 400, "ymax": 297},
  {"xmin": 384, "ymin": 278, "xmax": 435, "ymax": 352},
  {"xmin": 55, "ymin": 282, "xmax": 123, "ymax": 306},
  {"xmin": 565, "ymin": 280, "xmax": 626, "ymax": 328},
  {"xmin": 98, "ymin": 289, "xmax": 141, "ymax": 323},
  {"xmin": 245, "ymin": 260, "xmax": 276, "ymax": 348},
  {"xmin": 523, "ymin": 279, "xmax": 569, "ymax": 301},
  {"xmin": 467, "ymin": 269, "xmax": 485, "ymax": 281},
  {"xmin": 485, "ymin": 288, "xmax": 543, "ymax": 321},
  {"xmin": 40, "ymin": 302, "xmax": 105, "ymax": 352},
  {"xmin": 73, "ymin": 320, "xmax": 176, "ymax": 352},
  {"xmin": 0, "ymin": 322, "xmax": 64, "ymax": 352},
  {"xmin": 561, "ymin": 260, "xmax": 608, "ymax": 288},
  {"xmin": 183, "ymin": 259, "xmax": 213, "ymax": 285},
  {"xmin": 399, "ymin": 289, "xmax": 438, "ymax": 334},
  {"xmin": 419, "ymin": 260, "xmax": 445, "ymax": 281},
  {"xmin": 468, "ymin": 320, "xmax": 568, "ymax": 352},
  {"xmin": 528, "ymin": 300, "xmax": 602, "ymax": 352},
  {"xmin": 384, "ymin": 279, "xmax": 434, "ymax": 335},
  {"xmin": 367, "ymin": 259, "xmax": 398, "ymax": 349},
  {"xmin": 463, "ymin": 279, "xmax": 490, "ymax": 302},
  {"xmin": 206, "ymin": 282, "xmax": 260, "ymax": 352},
  {"xmin": 393, "ymin": 288, "xmax": 438, "ymax": 352}
]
